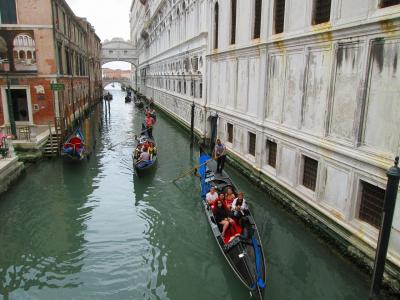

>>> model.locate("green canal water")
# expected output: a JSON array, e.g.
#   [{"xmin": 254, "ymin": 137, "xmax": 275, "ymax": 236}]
[{"xmin": 0, "ymin": 90, "xmax": 373, "ymax": 299}]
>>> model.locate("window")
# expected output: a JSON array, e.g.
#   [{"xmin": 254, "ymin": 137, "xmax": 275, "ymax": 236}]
[
  {"xmin": 184, "ymin": 81, "xmax": 187, "ymax": 94},
  {"xmin": 253, "ymin": 0, "xmax": 262, "ymax": 39},
  {"xmin": 380, "ymin": 0, "xmax": 400, "ymax": 7},
  {"xmin": 227, "ymin": 123, "xmax": 233, "ymax": 143},
  {"xmin": 312, "ymin": 0, "xmax": 331, "ymax": 25},
  {"xmin": 199, "ymin": 82, "xmax": 203, "ymax": 98},
  {"xmin": 57, "ymin": 43, "xmax": 63, "ymax": 74},
  {"xmin": 231, "ymin": 0, "xmax": 237, "ymax": 44},
  {"xmin": 359, "ymin": 181, "xmax": 385, "ymax": 228},
  {"xmin": 302, "ymin": 156, "xmax": 318, "ymax": 191},
  {"xmin": 178, "ymin": 81, "xmax": 181, "ymax": 93},
  {"xmin": 214, "ymin": 2, "xmax": 219, "ymax": 49},
  {"xmin": 248, "ymin": 132, "xmax": 256, "ymax": 156},
  {"xmin": 266, "ymin": 140, "xmax": 277, "ymax": 168},
  {"xmin": 0, "ymin": 0, "xmax": 17, "ymax": 24},
  {"xmin": 274, "ymin": 0, "xmax": 285, "ymax": 34}
]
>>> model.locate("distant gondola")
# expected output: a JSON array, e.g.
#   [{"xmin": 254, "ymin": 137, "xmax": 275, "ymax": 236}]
[
  {"xmin": 125, "ymin": 95, "xmax": 132, "ymax": 103},
  {"xmin": 62, "ymin": 128, "xmax": 86, "ymax": 161},
  {"xmin": 132, "ymin": 124, "xmax": 157, "ymax": 175},
  {"xmin": 198, "ymin": 152, "xmax": 266, "ymax": 299},
  {"xmin": 134, "ymin": 98, "xmax": 144, "ymax": 108},
  {"xmin": 104, "ymin": 92, "xmax": 113, "ymax": 100}
]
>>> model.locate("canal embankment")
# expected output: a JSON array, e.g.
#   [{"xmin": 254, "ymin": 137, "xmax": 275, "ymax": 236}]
[
  {"xmin": 145, "ymin": 93, "xmax": 400, "ymax": 295},
  {"xmin": 0, "ymin": 156, "xmax": 24, "ymax": 195}
]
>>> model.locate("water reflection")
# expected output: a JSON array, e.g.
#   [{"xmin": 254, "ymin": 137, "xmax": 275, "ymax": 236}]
[{"xmin": 0, "ymin": 104, "xmax": 103, "ymax": 298}]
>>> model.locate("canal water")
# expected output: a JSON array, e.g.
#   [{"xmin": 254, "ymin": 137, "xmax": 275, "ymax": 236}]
[{"xmin": 0, "ymin": 89, "xmax": 373, "ymax": 299}]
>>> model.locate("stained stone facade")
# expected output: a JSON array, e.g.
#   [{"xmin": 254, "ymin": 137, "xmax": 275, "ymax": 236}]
[{"xmin": 131, "ymin": 0, "xmax": 400, "ymax": 285}]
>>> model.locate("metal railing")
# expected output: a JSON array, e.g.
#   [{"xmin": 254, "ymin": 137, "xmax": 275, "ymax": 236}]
[{"xmin": 4, "ymin": 125, "xmax": 32, "ymax": 141}]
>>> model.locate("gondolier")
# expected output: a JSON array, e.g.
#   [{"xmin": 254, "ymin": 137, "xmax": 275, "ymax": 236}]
[{"xmin": 213, "ymin": 139, "xmax": 226, "ymax": 174}]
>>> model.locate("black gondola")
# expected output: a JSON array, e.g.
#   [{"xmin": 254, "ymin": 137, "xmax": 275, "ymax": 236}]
[
  {"xmin": 134, "ymin": 98, "xmax": 144, "ymax": 108},
  {"xmin": 198, "ymin": 152, "xmax": 266, "ymax": 299},
  {"xmin": 125, "ymin": 95, "xmax": 132, "ymax": 103},
  {"xmin": 103, "ymin": 92, "xmax": 113, "ymax": 100},
  {"xmin": 132, "ymin": 125, "xmax": 157, "ymax": 176}
]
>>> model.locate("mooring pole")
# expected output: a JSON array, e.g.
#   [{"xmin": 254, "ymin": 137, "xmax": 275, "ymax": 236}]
[
  {"xmin": 190, "ymin": 101, "xmax": 195, "ymax": 146},
  {"xmin": 5, "ymin": 71, "xmax": 17, "ymax": 137},
  {"xmin": 369, "ymin": 156, "xmax": 400, "ymax": 300}
]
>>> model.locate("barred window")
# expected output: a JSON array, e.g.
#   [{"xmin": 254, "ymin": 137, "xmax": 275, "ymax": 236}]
[
  {"xmin": 359, "ymin": 181, "xmax": 385, "ymax": 228},
  {"xmin": 227, "ymin": 123, "xmax": 233, "ymax": 143},
  {"xmin": 253, "ymin": 0, "xmax": 262, "ymax": 39},
  {"xmin": 248, "ymin": 132, "xmax": 256, "ymax": 156},
  {"xmin": 302, "ymin": 156, "xmax": 318, "ymax": 191},
  {"xmin": 312, "ymin": 0, "xmax": 331, "ymax": 25},
  {"xmin": 267, "ymin": 140, "xmax": 277, "ymax": 168},
  {"xmin": 231, "ymin": 0, "xmax": 237, "ymax": 44},
  {"xmin": 381, "ymin": 0, "xmax": 400, "ymax": 7},
  {"xmin": 274, "ymin": 0, "xmax": 285, "ymax": 34}
]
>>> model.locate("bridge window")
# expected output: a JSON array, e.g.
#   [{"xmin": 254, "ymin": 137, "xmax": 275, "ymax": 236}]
[
  {"xmin": 266, "ymin": 140, "xmax": 277, "ymax": 168},
  {"xmin": 184, "ymin": 81, "xmax": 187, "ymax": 94},
  {"xmin": 199, "ymin": 82, "xmax": 203, "ymax": 98}
]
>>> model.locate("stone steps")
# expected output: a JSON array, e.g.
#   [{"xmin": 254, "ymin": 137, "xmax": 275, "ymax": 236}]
[{"xmin": 43, "ymin": 132, "xmax": 61, "ymax": 157}]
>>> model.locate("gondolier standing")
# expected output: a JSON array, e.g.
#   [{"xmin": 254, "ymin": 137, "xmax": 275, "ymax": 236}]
[{"xmin": 213, "ymin": 139, "xmax": 227, "ymax": 174}]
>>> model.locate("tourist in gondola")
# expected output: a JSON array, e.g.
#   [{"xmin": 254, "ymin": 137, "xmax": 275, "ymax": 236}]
[
  {"xmin": 138, "ymin": 147, "xmax": 150, "ymax": 162},
  {"xmin": 225, "ymin": 187, "xmax": 236, "ymax": 210},
  {"xmin": 210, "ymin": 193, "xmax": 226, "ymax": 210},
  {"xmin": 213, "ymin": 139, "xmax": 227, "ymax": 174},
  {"xmin": 206, "ymin": 186, "xmax": 218, "ymax": 205},
  {"xmin": 214, "ymin": 199, "xmax": 238, "ymax": 239},
  {"xmin": 231, "ymin": 192, "xmax": 249, "ymax": 219}
]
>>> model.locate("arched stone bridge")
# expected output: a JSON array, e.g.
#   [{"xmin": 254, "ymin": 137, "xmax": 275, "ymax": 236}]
[
  {"xmin": 102, "ymin": 77, "xmax": 132, "ymax": 88},
  {"xmin": 101, "ymin": 38, "xmax": 138, "ymax": 66}
]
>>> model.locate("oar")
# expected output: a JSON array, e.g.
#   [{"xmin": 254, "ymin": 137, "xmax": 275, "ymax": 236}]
[{"xmin": 172, "ymin": 158, "xmax": 213, "ymax": 182}]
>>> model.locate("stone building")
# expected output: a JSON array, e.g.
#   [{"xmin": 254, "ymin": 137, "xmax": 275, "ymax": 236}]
[
  {"xmin": 0, "ymin": 0, "xmax": 102, "ymax": 147},
  {"xmin": 131, "ymin": 0, "xmax": 400, "ymax": 286}
]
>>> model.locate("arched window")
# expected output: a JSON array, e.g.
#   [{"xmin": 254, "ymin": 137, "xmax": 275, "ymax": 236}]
[
  {"xmin": 27, "ymin": 51, "xmax": 32, "ymax": 59},
  {"xmin": 19, "ymin": 50, "xmax": 25, "ymax": 59},
  {"xmin": 231, "ymin": 0, "xmax": 237, "ymax": 44},
  {"xmin": 253, "ymin": 0, "xmax": 262, "ymax": 39},
  {"xmin": 214, "ymin": 2, "xmax": 219, "ymax": 49}
]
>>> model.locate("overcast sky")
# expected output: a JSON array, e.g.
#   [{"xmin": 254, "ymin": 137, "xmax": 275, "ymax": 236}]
[{"xmin": 66, "ymin": 0, "xmax": 132, "ymax": 70}]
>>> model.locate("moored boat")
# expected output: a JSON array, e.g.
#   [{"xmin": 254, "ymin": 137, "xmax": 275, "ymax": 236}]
[
  {"xmin": 62, "ymin": 128, "xmax": 86, "ymax": 161},
  {"xmin": 132, "ymin": 125, "xmax": 157, "ymax": 175},
  {"xmin": 125, "ymin": 95, "xmax": 132, "ymax": 103},
  {"xmin": 198, "ymin": 152, "xmax": 266, "ymax": 299}
]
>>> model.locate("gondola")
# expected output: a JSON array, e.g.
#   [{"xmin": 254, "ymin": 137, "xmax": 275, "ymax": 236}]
[
  {"xmin": 61, "ymin": 128, "xmax": 86, "ymax": 161},
  {"xmin": 125, "ymin": 95, "xmax": 132, "ymax": 103},
  {"xmin": 198, "ymin": 152, "xmax": 266, "ymax": 299},
  {"xmin": 132, "ymin": 124, "xmax": 157, "ymax": 175},
  {"xmin": 104, "ymin": 92, "xmax": 113, "ymax": 100},
  {"xmin": 134, "ymin": 98, "xmax": 144, "ymax": 108}
]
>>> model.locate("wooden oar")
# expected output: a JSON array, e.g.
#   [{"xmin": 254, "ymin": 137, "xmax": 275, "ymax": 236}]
[{"xmin": 172, "ymin": 158, "xmax": 213, "ymax": 182}]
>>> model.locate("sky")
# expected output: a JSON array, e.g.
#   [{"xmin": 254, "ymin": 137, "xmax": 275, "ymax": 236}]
[{"xmin": 66, "ymin": 0, "xmax": 132, "ymax": 70}]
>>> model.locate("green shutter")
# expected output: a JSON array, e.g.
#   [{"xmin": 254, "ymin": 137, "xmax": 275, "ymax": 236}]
[{"xmin": 0, "ymin": 0, "xmax": 17, "ymax": 24}]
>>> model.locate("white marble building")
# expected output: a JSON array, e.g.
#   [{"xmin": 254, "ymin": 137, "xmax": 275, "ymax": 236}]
[{"xmin": 131, "ymin": 0, "xmax": 400, "ymax": 283}]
